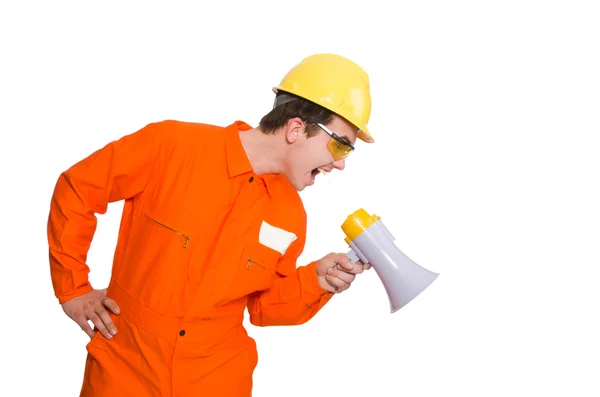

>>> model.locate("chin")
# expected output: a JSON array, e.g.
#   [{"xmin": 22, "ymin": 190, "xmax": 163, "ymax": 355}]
[
  {"xmin": 281, "ymin": 173, "xmax": 307, "ymax": 192},
  {"xmin": 292, "ymin": 181, "xmax": 307, "ymax": 192}
]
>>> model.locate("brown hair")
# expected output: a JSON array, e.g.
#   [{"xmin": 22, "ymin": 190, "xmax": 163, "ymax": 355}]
[{"xmin": 259, "ymin": 91, "xmax": 334, "ymax": 137}]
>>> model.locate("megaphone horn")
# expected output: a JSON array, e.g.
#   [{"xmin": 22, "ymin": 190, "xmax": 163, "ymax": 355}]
[{"xmin": 342, "ymin": 208, "xmax": 439, "ymax": 313}]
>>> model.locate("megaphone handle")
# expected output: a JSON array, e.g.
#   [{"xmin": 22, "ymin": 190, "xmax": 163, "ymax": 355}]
[{"xmin": 346, "ymin": 249, "xmax": 360, "ymax": 264}]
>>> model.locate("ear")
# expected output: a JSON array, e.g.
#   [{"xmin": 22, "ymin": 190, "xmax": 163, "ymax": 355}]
[{"xmin": 284, "ymin": 117, "xmax": 306, "ymax": 144}]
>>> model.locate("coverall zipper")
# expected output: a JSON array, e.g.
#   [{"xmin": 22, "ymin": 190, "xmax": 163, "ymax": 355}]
[
  {"xmin": 144, "ymin": 213, "xmax": 190, "ymax": 248},
  {"xmin": 246, "ymin": 258, "xmax": 269, "ymax": 272}
]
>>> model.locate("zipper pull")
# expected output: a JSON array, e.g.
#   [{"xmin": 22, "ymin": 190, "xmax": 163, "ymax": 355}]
[
  {"xmin": 247, "ymin": 258, "xmax": 252, "ymax": 270},
  {"xmin": 183, "ymin": 237, "xmax": 189, "ymax": 248}
]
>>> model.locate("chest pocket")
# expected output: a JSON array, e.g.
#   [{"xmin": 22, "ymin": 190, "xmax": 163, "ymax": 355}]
[{"xmin": 225, "ymin": 241, "xmax": 283, "ymax": 301}]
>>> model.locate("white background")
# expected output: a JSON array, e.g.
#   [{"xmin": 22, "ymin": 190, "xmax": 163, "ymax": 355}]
[{"xmin": 1, "ymin": 1, "xmax": 599, "ymax": 396}]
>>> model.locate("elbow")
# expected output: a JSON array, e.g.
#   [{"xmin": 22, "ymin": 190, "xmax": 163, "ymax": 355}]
[{"xmin": 249, "ymin": 311, "xmax": 265, "ymax": 327}]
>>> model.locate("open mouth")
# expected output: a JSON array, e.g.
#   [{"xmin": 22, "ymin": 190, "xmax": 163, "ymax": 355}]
[{"xmin": 310, "ymin": 167, "xmax": 329, "ymax": 183}]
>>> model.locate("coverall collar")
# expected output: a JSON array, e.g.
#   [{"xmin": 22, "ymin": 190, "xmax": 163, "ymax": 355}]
[
  {"xmin": 225, "ymin": 120, "xmax": 254, "ymax": 178},
  {"xmin": 225, "ymin": 120, "xmax": 291, "ymax": 194}
]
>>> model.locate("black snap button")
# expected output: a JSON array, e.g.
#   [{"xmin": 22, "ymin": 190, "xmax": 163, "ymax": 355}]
[
  {"xmin": 179, "ymin": 330, "xmax": 186, "ymax": 336},
  {"xmin": 249, "ymin": 176, "xmax": 254, "ymax": 182}
]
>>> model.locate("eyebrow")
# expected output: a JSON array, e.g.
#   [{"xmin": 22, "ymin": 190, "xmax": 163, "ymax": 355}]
[{"xmin": 338, "ymin": 135, "xmax": 353, "ymax": 145}]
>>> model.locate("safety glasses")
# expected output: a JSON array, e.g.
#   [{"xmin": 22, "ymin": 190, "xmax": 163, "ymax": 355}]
[{"xmin": 316, "ymin": 123, "xmax": 355, "ymax": 161}]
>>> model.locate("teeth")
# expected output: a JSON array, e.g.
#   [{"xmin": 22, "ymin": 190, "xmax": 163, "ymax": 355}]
[{"xmin": 318, "ymin": 168, "xmax": 328, "ymax": 175}]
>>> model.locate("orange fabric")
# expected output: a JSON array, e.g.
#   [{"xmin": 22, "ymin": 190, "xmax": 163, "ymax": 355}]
[{"xmin": 47, "ymin": 120, "xmax": 334, "ymax": 396}]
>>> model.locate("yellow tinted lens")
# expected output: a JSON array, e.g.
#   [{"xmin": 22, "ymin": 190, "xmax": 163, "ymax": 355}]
[{"xmin": 327, "ymin": 138, "xmax": 351, "ymax": 160}]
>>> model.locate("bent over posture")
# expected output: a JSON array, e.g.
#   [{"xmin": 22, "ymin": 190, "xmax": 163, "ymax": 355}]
[{"xmin": 48, "ymin": 53, "xmax": 376, "ymax": 396}]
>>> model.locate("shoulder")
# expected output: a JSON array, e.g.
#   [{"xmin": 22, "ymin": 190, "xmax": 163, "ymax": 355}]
[
  {"xmin": 134, "ymin": 120, "xmax": 229, "ymax": 158},
  {"xmin": 149, "ymin": 119, "xmax": 226, "ymax": 140}
]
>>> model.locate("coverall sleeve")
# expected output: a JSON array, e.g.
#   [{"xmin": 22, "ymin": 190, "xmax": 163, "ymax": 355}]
[
  {"xmin": 247, "ymin": 212, "xmax": 335, "ymax": 326},
  {"xmin": 47, "ymin": 121, "xmax": 163, "ymax": 304}
]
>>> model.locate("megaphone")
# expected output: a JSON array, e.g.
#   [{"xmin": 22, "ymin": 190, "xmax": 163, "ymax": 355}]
[{"xmin": 341, "ymin": 208, "xmax": 439, "ymax": 313}]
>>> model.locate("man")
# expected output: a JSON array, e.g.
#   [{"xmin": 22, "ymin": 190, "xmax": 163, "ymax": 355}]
[{"xmin": 48, "ymin": 53, "xmax": 375, "ymax": 396}]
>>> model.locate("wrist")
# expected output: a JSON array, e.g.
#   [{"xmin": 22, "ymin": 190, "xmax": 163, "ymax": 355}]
[{"xmin": 304, "ymin": 261, "xmax": 333, "ymax": 296}]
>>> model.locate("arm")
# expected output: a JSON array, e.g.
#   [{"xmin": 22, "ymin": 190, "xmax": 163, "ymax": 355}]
[
  {"xmin": 246, "ymin": 210, "xmax": 335, "ymax": 327},
  {"xmin": 47, "ymin": 121, "xmax": 164, "ymax": 304},
  {"xmin": 246, "ymin": 252, "xmax": 335, "ymax": 327}
]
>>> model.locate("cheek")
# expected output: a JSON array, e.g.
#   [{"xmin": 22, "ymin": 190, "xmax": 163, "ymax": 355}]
[
  {"xmin": 303, "ymin": 143, "xmax": 329, "ymax": 165},
  {"xmin": 287, "ymin": 149, "xmax": 312, "ymax": 171},
  {"xmin": 287, "ymin": 140, "xmax": 330, "ymax": 174},
  {"xmin": 282, "ymin": 152, "xmax": 305, "ymax": 178}
]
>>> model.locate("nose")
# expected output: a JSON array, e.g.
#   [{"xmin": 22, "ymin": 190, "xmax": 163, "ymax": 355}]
[{"xmin": 332, "ymin": 159, "xmax": 346, "ymax": 170}]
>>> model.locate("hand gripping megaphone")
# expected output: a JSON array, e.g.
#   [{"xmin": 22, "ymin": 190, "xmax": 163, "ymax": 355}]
[{"xmin": 342, "ymin": 208, "xmax": 439, "ymax": 313}]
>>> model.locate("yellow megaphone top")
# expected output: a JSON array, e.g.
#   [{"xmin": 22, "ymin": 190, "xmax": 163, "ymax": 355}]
[{"xmin": 341, "ymin": 208, "xmax": 380, "ymax": 243}]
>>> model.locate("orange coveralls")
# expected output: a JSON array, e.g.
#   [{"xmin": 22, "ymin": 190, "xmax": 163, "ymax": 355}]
[{"xmin": 47, "ymin": 120, "xmax": 335, "ymax": 396}]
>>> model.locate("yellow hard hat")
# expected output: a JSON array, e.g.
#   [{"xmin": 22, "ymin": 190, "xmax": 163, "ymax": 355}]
[{"xmin": 273, "ymin": 53, "xmax": 374, "ymax": 143}]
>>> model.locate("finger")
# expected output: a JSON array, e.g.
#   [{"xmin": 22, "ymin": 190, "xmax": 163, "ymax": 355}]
[
  {"xmin": 97, "ymin": 305, "xmax": 118, "ymax": 336},
  {"xmin": 326, "ymin": 274, "xmax": 351, "ymax": 292},
  {"xmin": 350, "ymin": 263, "xmax": 364, "ymax": 274},
  {"xmin": 87, "ymin": 311, "xmax": 113, "ymax": 339},
  {"xmin": 324, "ymin": 278, "xmax": 339, "ymax": 293},
  {"xmin": 325, "ymin": 275, "xmax": 342, "ymax": 293},
  {"xmin": 328, "ymin": 267, "xmax": 356, "ymax": 284},
  {"xmin": 103, "ymin": 297, "xmax": 121, "ymax": 315},
  {"xmin": 75, "ymin": 315, "xmax": 95, "ymax": 339},
  {"xmin": 335, "ymin": 262, "xmax": 363, "ymax": 275},
  {"xmin": 344, "ymin": 260, "xmax": 371, "ymax": 272},
  {"xmin": 334, "ymin": 254, "xmax": 354, "ymax": 270}
]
